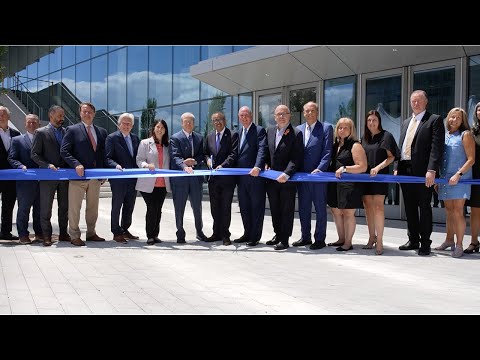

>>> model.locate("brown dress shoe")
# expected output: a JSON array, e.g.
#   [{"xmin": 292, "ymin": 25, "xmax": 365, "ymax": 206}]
[
  {"xmin": 58, "ymin": 234, "xmax": 72, "ymax": 241},
  {"xmin": 113, "ymin": 234, "xmax": 128, "ymax": 243},
  {"xmin": 123, "ymin": 230, "xmax": 139, "ymax": 240},
  {"xmin": 85, "ymin": 234, "xmax": 105, "ymax": 241},
  {"xmin": 19, "ymin": 236, "xmax": 32, "ymax": 245},
  {"xmin": 43, "ymin": 238, "xmax": 53, "ymax": 247},
  {"xmin": 71, "ymin": 238, "xmax": 86, "ymax": 246},
  {"xmin": 34, "ymin": 234, "xmax": 44, "ymax": 242}
]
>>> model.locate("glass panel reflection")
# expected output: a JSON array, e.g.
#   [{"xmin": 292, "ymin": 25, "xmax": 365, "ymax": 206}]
[
  {"xmin": 289, "ymin": 87, "xmax": 317, "ymax": 126},
  {"xmin": 324, "ymin": 76, "xmax": 356, "ymax": 127},
  {"xmin": 258, "ymin": 93, "xmax": 281, "ymax": 128},
  {"xmin": 468, "ymin": 55, "xmax": 480, "ymax": 126}
]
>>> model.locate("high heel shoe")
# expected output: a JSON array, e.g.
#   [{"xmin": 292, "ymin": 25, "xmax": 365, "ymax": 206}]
[
  {"xmin": 362, "ymin": 235, "xmax": 377, "ymax": 249},
  {"xmin": 452, "ymin": 246, "xmax": 463, "ymax": 258},
  {"xmin": 463, "ymin": 242, "xmax": 480, "ymax": 254},
  {"xmin": 434, "ymin": 241, "xmax": 456, "ymax": 251},
  {"xmin": 375, "ymin": 244, "xmax": 383, "ymax": 255}
]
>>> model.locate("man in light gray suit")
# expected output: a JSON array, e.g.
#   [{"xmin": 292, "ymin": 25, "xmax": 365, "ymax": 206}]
[{"xmin": 31, "ymin": 105, "xmax": 70, "ymax": 246}]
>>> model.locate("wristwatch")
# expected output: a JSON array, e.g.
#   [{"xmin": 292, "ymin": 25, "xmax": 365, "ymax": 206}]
[
  {"xmin": 342, "ymin": 166, "xmax": 347, "ymax": 173},
  {"xmin": 457, "ymin": 171, "xmax": 463, "ymax": 176}
]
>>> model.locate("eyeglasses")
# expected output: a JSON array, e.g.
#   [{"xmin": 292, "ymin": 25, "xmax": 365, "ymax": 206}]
[{"xmin": 275, "ymin": 112, "xmax": 290, "ymax": 117}]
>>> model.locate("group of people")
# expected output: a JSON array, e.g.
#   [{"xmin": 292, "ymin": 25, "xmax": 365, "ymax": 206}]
[{"xmin": 0, "ymin": 90, "xmax": 479, "ymax": 258}]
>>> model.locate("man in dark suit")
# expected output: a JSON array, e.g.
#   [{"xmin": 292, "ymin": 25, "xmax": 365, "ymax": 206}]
[
  {"xmin": 395, "ymin": 90, "xmax": 444, "ymax": 256},
  {"xmin": 169, "ymin": 112, "xmax": 206, "ymax": 243},
  {"xmin": 0, "ymin": 106, "xmax": 21, "ymax": 240},
  {"xmin": 60, "ymin": 102, "xmax": 108, "ymax": 246},
  {"xmin": 265, "ymin": 105, "xmax": 304, "ymax": 250},
  {"xmin": 105, "ymin": 113, "xmax": 140, "ymax": 244},
  {"xmin": 204, "ymin": 112, "xmax": 238, "ymax": 246},
  {"xmin": 233, "ymin": 106, "xmax": 267, "ymax": 247},
  {"xmin": 294, "ymin": 101, "xmax": 333, "ymax": 250},
  {"xmin": 8, "ymin": 114, "xmax": 42, "ymax": 245},
  {"xmin": 31, "ymin": 105, "xmax": 71, "ymax": 246}
]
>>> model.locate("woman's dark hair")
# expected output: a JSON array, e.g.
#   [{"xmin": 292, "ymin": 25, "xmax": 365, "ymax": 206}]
[
  {"xmin": 472, "ymin": 102, "xmax": 480, "ymax": 136},
  {"xmin": 363, "ymin": 110, "xmax": 383, "ymax": 143},
  {"xmin": 150, "ymin": 119, "xmax": 169, "ymax": 146}
]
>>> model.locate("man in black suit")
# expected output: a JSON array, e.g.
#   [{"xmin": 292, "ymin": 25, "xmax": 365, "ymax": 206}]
[
  {"xmin": 105, "ymin": 113, "xmax": 140, "ymax": 244},
  {"xmin": 60, "ymin": 102, "xmax": 108, "ymax": 246},
  {"xmin": 204, "ymin": 112, "xmax": 238, "ymax": 246},
  {"xmin": 395, "ymin": 90, "xmax": 445, "ymax": 256},
  {"xmin": 31, "ymin": 105, "xmax": 71, "ymax": 246},
  {"xmin": 233, "ymin": 106, "xmax": 267, "ymax": 247},
  {"xmin": 169, "ymin": 112, "xmax": 206, "ymax": 243},
  {"xmin": 0, "ymin": 106, "xmax": 21, "ymax": 240},
  {"xmin": 8, "ymin": 114, "xmax": 42, "ymax": 245},
  {"xmin": 265, "ymin": 105, "xmax": 304, "ymax": 250}
]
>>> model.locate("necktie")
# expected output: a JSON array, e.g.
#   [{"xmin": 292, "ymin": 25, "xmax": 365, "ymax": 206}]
[
  {"xmin": 126, "ymin": 135, "xmax": 134, "ymax": 157},
  {"xmin": 275, "ymin": 128, "xmax": 282, "ymax": 149},
  {"xmin": 188, "ymin": 134, "xmax": 193, "ymax": 157},
  {"xmin": 240, "ymin": 127, "xmax": 246, "ymax": 149},
  {"xmin": 404, "ymin": 116, "xmax": 419, "ymax": 159},
  {"xmin": 55, "ymin": 127, "xmax": 63, "ymax": 145},
  {"xmin": 305, "ymin": 125, "xmax": 311, "ymax": 147},
  {"xmin": 87, "ymin": 125, "xmax": 97, "ymax": 152},
  {"xmin": 215, "ymin": 132, "xmax": 221, "ymax": 152}
]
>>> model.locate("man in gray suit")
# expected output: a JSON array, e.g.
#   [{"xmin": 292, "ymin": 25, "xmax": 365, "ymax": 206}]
[{"xmin": 31, "ymin": 105, "xmax": 70, "ymax": 246}]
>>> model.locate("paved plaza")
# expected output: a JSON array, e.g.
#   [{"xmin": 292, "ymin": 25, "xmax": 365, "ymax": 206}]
[{"xmin": 0, "ymin": 195, "xmax": 479, "ymax": 315}]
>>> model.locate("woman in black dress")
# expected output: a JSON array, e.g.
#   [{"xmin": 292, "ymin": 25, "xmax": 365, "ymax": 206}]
[
  {"xmin": 361, "ymin": 110, "xmax": 399, "ymax": 255},
  {"xmin": 327, "ymin": 117, "xmax": 367, "ymax": 251},
  {"xmin": 465, "ymin": 102, "xmax": 480, "ymax": 254}
]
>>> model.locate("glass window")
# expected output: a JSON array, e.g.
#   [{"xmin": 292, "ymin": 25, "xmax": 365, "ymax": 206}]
[
  {"xmin": 108, "ymin": 48, "xmax": 127, "ymax": 114},
  {"xmin": 76, "ymin": 60, "xmax": 91, "ymax": 104},
  {"xmin": 200, "ymin": 96, "xmax": 232, "ymax": 137},
  {"xmin": 62, "ymin": 46, "xmax": 75, "ymax": 68},
  {"xmin": 173, "ymin": 46, "xmax": 200, "ymax": 104},
  {"xmin": 467, "ymin": 55, "xmax": 480, "ymax": 126},
  {"xmin": 38, "ymin": 54, "xmax": 49, "ymax": 77},
  {"xmin": 37, "ymin": 75, "xmax": 50, "ymax": 111},
  {"xmin": 91, "ymin": 55, "xmax": 108, "ymax": 112},
  {"xmin": 172, "ymin": 102, "xmax": 200, "ymax": 134},
  {"xmin": 258, "ymin": 93, "xmax": 282, "ymax": 128},
  {"xmin": 76, "ymin": 46, "xmax": 90, "ymax": 64},
  {"xmin": 149, "ymin": 46, "xmax": 172, "ymax": 107},
  {"xmin": 289, "ymin": 87, "xmax": 317, "ymax": 126},
  {"xmin": 234, "ymin": 46, "xmax": 253, "ymax": 52},
  {"xmin": 61, "ymin": 66, "xmax": 78, "ymax": 122},
  {"xmin": 139, "ymin": 106, "xmax": 172, "ymax": 140},
  {"xmin": 201, "ymin": 46, "xmax": 233, "ymax": 60},
  {"xmin": 109, "ymin": 46, "xmax": 124, "ymax": 52},
  {"xmin": 235, "ymin": 93, "xmax": 253, "ymax": 130},
  {"xmin": 324, "ymin": 76, "xmax": 356, "ymax": 127},
  {"xmin": 127, "ymin": 46, "xmax": 148, "ymax": 112},
  {"xmin": 26, "ymin": 61, "xmax": 37, "ymax": 80},
  {"xmin": 92, "ymin": 46, "xmax": 108, "ymax": 57},
  {"xmin": 49, "ymin": 47, "xmax": 61, "ymax": 73}
]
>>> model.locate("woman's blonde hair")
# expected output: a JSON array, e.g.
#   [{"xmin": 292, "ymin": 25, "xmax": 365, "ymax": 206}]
[{"xmin": 334, "ymin": 117, "xmax": 357, "ymax": 143}]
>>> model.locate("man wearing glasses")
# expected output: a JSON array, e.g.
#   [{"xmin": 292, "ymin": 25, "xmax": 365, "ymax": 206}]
[{"xmin": 265, "ymin": 105, "xmax": 304, "ymax": 250}]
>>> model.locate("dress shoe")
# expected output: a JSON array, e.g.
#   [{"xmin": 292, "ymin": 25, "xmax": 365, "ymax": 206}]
[
  {"xmin": 43, "ymin": 238, "xmax": 53, "ymax": 247},
  {"xmin": 336, "ymin": 245, "xmax": 354, "ymax": 251},
  {"xmin": 71, "ymin": 238, "xmax": 85, "ymax": 246},
  {"xmin": 196, "ymin": 233, "xmax": 207, "ymax": 242},
  {"xmin": 418, "ymin": 246, "xmax": 431, "ymax": 256},
  {"xmin": 434, "ymin": 241, "xmax": 455, "ymax": 251},
  {"xmin": 154, "ymin": 237, "xmax": 162, "ymax": 243},
  {"xmin": 146, "ymin": 238, "xmax": 155, "ymax": 245},
  {"xmin": 292, "ymin": 238, "xmax": 313, "ymax": 247},
  {"xmin": 34, "ymin": 233, "xmax": 44, "ymax": 242},
  {"xmin": 464, "ymin": 242, "xmax": 480, "ymax": 254},
  {"xmin": 223, "ymin": 238, "xmax": 231, "ymax": 246},
  {"xmin": 309, "ymin": 241, "xmax": 326, "ymax": 250},
  {"xmin": 399, "ymin": 240, "xmax": 420, "ymax": 251},
  {"xmin": 327, "ymin": 240, "xmax": 344, "ymax": 247},
  {"xmin": 86, "ymin": 234, "xmax": 105, "ymax": 241},
  {"xmin": 0, "ymin": 233, "xmax": 19, "ymax": 240},
  {"xmin": 266, "ymin": 235, "xmax": 279, "ymax": 245},
  {"xmin": 274, "ymin": 243, "xmax": 289, "ymax": 250},
  {"xmin": 19, "ymin": 236, "xmax": 32, "ymax": 245},
  {"xmin": 58, "ymin": 234, "xmax": 72, "ymax": 241},
  {"xmin": 123, "ymin": 230, "xmax": 139, "ymax": 240},
  {"xmin": 233, "ymin": 235, "xmax": 248, "ymax": 243},
  {"xmin": 113, "ymin": 234, "xmax": 127, "ymax": 243},
  {"xmin": 246, "ymin": 241, "xmax": 259, "ymax": 247},
  {"xmin": 205, "ymin": 235, "xmax": 219, "ymax": 242},
  {"xmin": 177, "ymin": 238, "xmax": 186, "ymax": 244},
  {"xmin": 452, "ymin": 246, "xmax": 463, "ymax": 258}
]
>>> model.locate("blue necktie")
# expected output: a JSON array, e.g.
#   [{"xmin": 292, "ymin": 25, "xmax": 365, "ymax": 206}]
[
  {"xmin": 188, "ymin": 134, "xmax": 193, "ymax": 156},
  {"xmin": 215, "ymin": 132, "xmax": 221, "ymax": 152},
  {"xmin": 54, "ymin": 127, "xmax": 63, "ymax": 145},
  {"xmin": 125, "ymin": 135, "xmax": 133, "ymax": 157}
]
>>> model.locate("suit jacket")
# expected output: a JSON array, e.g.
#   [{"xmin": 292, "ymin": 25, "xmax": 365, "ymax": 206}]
[
  {"xmin": 396, "ymin": 111, "xmax": 445, "ymax": 176},
  {"xmin": 135, "ymin": 137, "xmax": 171, "ymax": 193},
  {"xmin": 169, "ymin": 130, "xmax": 205, "ymax": 185},
  {"xmin": 204, "ymin": 128, "xmax": 238, "ymax": 184},
  {"xmin": 266, "ymin": 123, "xmax": 304, "ymax": 177},
  {"xmin": 0, "ymin": 127, "xmax": 21, "ymax": 169},
  {"xmin": 8, "ymin": 133, "xmax": 38, "ymax": 169},
  {"xmin": 31, "ymin": 124, "xmax": 67, "ymax": 168},
  {"xmin": 296, "ymin": 121, "xmax": 333, "ymax": 173},
  {"xmin": 106, "ymin": 130, "xmax": 140, "ymax": 170},
  {"xmin": 60, "ymin": 122, "xmax": 107, "ymax": 169},
  {"xmin": 236, "ymin": 124, "xmax": 267, "ymax": 169}
]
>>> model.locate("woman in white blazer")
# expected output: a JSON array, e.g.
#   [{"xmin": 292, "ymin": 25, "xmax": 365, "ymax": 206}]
[{"xmin": 136, "ymin": 119, "xmax": 171, "ymax": 245}]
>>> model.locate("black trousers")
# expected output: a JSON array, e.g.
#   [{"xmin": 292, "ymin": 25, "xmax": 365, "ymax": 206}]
[
  {"xmin": 0, "ymin": 180, "xmax": 17, "ymax": 234},
  {"xmin": 266, "ymin": 180, "xmax": 297, "ymax": 245},
  {"xmin": 140, "ymin": 187, "xmax": 167, "ymax": 239},
  {"xmin": 208, "ymin": 179, "xmax": 235, "ymax": 239}
]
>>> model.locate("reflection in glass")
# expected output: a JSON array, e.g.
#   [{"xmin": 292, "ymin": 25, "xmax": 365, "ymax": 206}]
[
  {"xmin": 258, "ymin": 93, "xmax": 281, "ymax": 128},
  {"xmin": 92, "ymin": 46, "xmax": 108, "ymax": 57},
  {"xmin": 76, "ymin": 46, "xmax": 90, "ymax": 64},
  {"xmin": 127, "ymin": 46, "xmax": 148, "ymax": 112},
  {"xmin": 91, "ymin": 55, "xmax": 107, "ymax": 112},
  {"xmin": 75, "ymin": 60, "xmax": 91, "ymax": 104},
  {"xmin": 289, "ymin": 87, "xmax": 317, "ymax": 126},
  {"xmin": 108, "ymin": 48, "xmax": 127, "ymax": 114},
  {"xmin": 200, "ymin": 96, "xmax": 232, "ymax": 137},
  {"xmin": 149, "ymin": 46, "xmax": 172, "ymax": 107},
  {"xmin": 62, "ymin": 46, "xmax": 75, "ymax": 68},
  {"xmin": 201, "ymin": 46, "xmax": 232, "ymax": 60},
  {"xmin": 324, "ymin": 76, "xmax": 356, "ymax": 127},
  {"xmin": 50, "ymin": 47, "xmax": 61, "ymax": 73},
  {"xmin": 468, "ymin": 55, "xmax": 480, "ymax": 126},
  {"xmin": 173, "ymin": 46, "xmax": 200, "ymax": 104},
  {"xmin": 172, "ymin": 103, "xmax": 199, "ymax": 135},
  {"xmin": 38, "ymin": 54, "xmax": 48, "ymax": 77}
]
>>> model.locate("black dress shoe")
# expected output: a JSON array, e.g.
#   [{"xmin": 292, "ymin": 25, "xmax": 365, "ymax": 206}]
[
  {"xmin": 292, "ymin": 238, "xmax": 313, "ymax": 247},
  {"xmin": 146, "ymin": 238, "xmax": 155, "ymax": 245},
  {"xmin": 399, "ymin": 240, "xmax": 420, "ymax": 250},
  {"xmin": 418, "ymin": 246, "xmax": 431, "ymax": 256},
  {"xmin": 246, "ymin": 241, "xmax": 259, "ymax": 247},
  {"xmin": 177, "ymin": 238, "xmax": 186, "ymax": 244},
  {"xmin": 327, "ymin": 240, "xmax": 344, "ymax": 247},
  {"xmin": 336, "ymin": 245, "xmax": 353, "ymax": 251},
  {"xmin": 266, "ymin": 235, "xmax": 279, "ymax": 245},
  {"xmin": 233, "ymin": 235, "xmax": 248, "ymax": 243},
  {"xmin": 1, "ymin": 233, "xmax": 19, "ymax": 240},
  {"xmin": 222, "ymin": 238, "xmax": 231, "ymax": 246},
  {"xmin": 154, "ymin": 237, "xmax": 162, "ymax": 243},
  {"xmin": 196, "ymin": 233, "xmax": 207, "ymax": 241},
  {"xmin": 274, "ymin": 243, "xmax": 289, "ymax": 250},
  {"xmin": 310, "ymin": 241, "xmax": 326, "ymax": 250},
  {"xmin": 205, "ymin": 235, "xmax": 219, "ymax": 242}
]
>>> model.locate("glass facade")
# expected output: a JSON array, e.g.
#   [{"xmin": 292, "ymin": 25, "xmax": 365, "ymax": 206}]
[{"xmin": 324, "ymin": 76, "xmax": 356, "ymax": 127}]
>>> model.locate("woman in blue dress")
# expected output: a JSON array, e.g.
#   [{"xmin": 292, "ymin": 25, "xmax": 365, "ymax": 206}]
[{"xmin": 435, "ymin": 107, "xmax": 475, "ymax": 258}]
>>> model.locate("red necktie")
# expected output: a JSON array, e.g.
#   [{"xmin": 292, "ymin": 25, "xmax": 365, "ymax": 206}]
[{"xmin": 87, "ymin": 125, "xmax": 97, "ymax": 152}]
